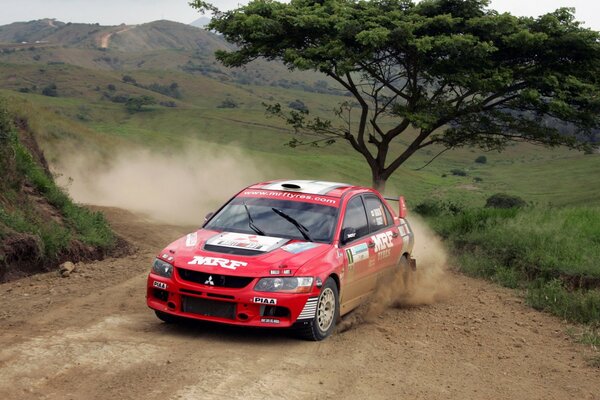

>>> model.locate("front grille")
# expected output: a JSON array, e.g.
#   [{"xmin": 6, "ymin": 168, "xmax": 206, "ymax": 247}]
[
  {"xmin": 181, "ymin": 296, "xmax": 236, "ymax": 320},
  {"xmin": 177, "ymin": 268, "xmax": 254, "ymax": 288}
]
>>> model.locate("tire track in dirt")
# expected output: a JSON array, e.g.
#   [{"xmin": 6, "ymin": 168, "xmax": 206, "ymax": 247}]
[{"xmin": 0, "ymin": 207, "xmax": 598, "ymax": 400}]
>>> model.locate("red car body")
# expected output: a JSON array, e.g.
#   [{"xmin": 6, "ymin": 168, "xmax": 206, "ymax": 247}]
[{"xmin": 147, "ymin": 180, "xmax": 415, "ymax": 339}]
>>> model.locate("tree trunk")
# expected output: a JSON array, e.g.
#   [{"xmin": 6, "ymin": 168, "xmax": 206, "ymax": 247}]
[{"xmin": 371, "ymin": 168, "xmax": 387, "ymax": 193}]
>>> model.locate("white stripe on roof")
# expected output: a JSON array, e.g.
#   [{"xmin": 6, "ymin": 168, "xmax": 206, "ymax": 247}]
[{"xmin": 261, "ymin": 180, "xmax": 350, "ymax": 195}]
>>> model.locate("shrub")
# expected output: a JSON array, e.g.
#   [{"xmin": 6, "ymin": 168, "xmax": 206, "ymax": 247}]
[
  {"xmin": 450, "ymin": 168, "xmax": 467, "ymax": 176},
  {"xmin": 414, "ymin": 200, "xmax": 444, "ymax": 217},
  {"xmin": 289, "ymin": 99, "xmax": 308, "ymax": 111},
  {"xmin": 475, "ymin": 155, "xmax": 487, "ymax": 164},
  {"xmin": 485, "ymin": 193, "xmax": 526, "ymax": 209},
  {"xmin": 107, "ymin": 84, "xmax": 116, "ymax": 91},
  {"xmin": 122, "ymin": 75, "xmax": 136, "ymax": 84},
  {"xmin": 125, "ymin": 95, "xmax": 155, "ymax": 113},
  {"xmin": 217, "ymin": 98, "xmax": 238, "ymax": 108},
  {"xmin": 41, "ymin": 83, "xmax": 58, "ymax": 97}
]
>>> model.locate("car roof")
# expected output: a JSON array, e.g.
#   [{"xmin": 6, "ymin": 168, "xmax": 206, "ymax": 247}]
[{"xmin": 247, "ymin": 179, "xmax": 364, "ymax": 198}]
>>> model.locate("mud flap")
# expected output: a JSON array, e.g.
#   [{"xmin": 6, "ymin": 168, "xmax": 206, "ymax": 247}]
[{"xmin": 410, "ymin": 257, "xmax": 417, "ymax": 271}]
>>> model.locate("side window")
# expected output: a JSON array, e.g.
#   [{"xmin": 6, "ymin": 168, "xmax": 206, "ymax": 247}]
[
  {"xmin": 341, "ymin": 196, "xmax": 369, "ymax": 241},
  {"xmin": 364, "ymin": 195, "xmax": 393, "ymax": 232}
]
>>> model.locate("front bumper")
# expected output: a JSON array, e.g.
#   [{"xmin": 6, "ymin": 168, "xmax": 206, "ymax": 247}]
[{"xmin": 146, "ymin": 272, "xmax": 319, "ymax": 328}]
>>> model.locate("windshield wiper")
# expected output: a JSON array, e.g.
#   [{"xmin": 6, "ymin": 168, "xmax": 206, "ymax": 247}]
[
  {"xmin": 271, "ymin": 208, "xmax": 313, "ymax": 242},
  {"xmin": 243, "ymin": 202, "xmax": 265, "ymax": 236}
]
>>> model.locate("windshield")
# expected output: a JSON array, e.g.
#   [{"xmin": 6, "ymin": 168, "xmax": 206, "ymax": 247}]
[{"xmin": 205, "ymin": 197, "xmax": 338, "ymax": 243}]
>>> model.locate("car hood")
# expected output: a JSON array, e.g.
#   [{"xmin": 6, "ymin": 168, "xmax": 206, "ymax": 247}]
[{"xmin": 158, "ymin": 230, "xmax": 330, "ymax": 277}]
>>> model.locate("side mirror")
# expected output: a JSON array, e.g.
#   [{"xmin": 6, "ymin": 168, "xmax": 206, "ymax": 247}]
[
  {"xmin": 398, "ymin": 196, "xmax": 407, "ymax": 219},
  {"xmin": 340, "ymin": 227, "xmax": 357, "ymax": 245},
  {"xmin": 204, "ymin": 211, "xmax": 214, "ymax": 223}
]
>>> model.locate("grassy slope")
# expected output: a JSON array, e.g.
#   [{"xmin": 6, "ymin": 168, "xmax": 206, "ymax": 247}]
[
  {"xmin": 1, "ymin": 60, "xmax": 597, "ymax": 208},
  {"xmin": 0, "ymin": 98, "xmax": 116, "ymax": 280}
]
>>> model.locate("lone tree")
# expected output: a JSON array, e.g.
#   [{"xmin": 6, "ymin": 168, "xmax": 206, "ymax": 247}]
[{"xmin": 192, "ymin": 0, "xmax": 600, "ymax": 191}]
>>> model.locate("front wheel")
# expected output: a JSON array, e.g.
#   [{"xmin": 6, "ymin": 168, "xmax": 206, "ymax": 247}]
[{"xmin": 297, "ymin": 277, "xmax": 339, "ymax": 341}]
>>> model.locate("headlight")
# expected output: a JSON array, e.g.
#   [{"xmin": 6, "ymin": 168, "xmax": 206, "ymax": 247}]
[
  {"xmin": 254, "ymin": 277, "xmax": 313, "ymax": 293},
  {"xmin": 152, "ymin": 258, "xmax": 173, "ymax": 278}
]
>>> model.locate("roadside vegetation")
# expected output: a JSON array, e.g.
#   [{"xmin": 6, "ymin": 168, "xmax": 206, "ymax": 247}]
[
  {"xmin": 417, "ymin": 198, "xmax": 600, "ymax": 326},
  {"xmin": 0, "ymin": 98, "xmax": 116, "ymax": 280}
]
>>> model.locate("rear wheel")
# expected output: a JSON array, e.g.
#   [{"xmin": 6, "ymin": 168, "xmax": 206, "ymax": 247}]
[
  {"xmin": 297, "ymin": 277, "xmax": 339, "ymax": 341},
  {"xmin": 399, "ymin": 255, "xmax": 416, "ymax": 299},
  {"xmin": 154, "ymin": 310, "xmax": 180, "ymax": 324}
]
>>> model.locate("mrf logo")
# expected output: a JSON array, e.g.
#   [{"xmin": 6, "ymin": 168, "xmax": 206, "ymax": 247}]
[
  {"xmin": 371, "ymin": 231, "xmax": 395, "ymax": 252},
  {"xmin": 188, "ymin": 256, "xmax": 248, "ymax": 270}
]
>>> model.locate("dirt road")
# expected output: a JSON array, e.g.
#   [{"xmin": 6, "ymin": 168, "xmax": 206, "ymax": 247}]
[
  {"xmin": 0, "ymin": 208, "xmax": 598, "ymax": 400},
  {"xmin": 99, "ymin": 26, "xmax": 133, "ymax": 49}
]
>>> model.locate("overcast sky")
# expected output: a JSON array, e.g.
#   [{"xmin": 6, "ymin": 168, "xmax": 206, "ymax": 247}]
[{"xmin": 0, "ymin": 1, "xmax": 599, "ymax": 30}]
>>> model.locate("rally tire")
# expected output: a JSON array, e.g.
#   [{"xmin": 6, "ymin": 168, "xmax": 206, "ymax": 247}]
[
  {"xmin": 399, "ymin": 255, "xmax": 416, "ymax": 297},
  {"xmin": 155, "ymin": 310, "xmax": 180, "ymax": 324},
  {"xmin": 297, "ymin": 277, "xmax": 339, "ymax": 341}
]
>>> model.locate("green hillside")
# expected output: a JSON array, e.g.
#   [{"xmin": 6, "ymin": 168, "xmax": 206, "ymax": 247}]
[{"xmin": 0, "ymin": 18, "xmax": 598, "ymax": 209}]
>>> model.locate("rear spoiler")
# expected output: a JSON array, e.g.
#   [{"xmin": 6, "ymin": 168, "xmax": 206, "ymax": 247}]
[{"xmin": 384, "ymin": 196, "xmax": 408, "ymax": 219}]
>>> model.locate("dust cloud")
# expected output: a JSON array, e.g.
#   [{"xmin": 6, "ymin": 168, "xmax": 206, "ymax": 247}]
[
  {"xmin": 55, "ymin": 146, "xmax": 270, "ymax": 226},
  {"xmin": 338, "ymin": 216, "xmax": 450, "ymax": 332}
]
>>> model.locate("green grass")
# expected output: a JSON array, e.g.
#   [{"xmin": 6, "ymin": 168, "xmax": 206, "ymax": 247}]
[
  {"xmin": 527, "ymin": 279, "xmax": 600, "ymax": 324},
  {"xmin": 423, "ymin": 203, "xmax": 600, "ymax": 323},
  {"xmin": 0, "ymin": 98, "xmax": 116, "ymax": 269}
]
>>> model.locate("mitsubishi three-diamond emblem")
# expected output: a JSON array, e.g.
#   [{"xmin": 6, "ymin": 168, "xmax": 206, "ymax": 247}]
[{"xmin": 204, "ymin": 275, "xmax": 214, "ymax": 286}]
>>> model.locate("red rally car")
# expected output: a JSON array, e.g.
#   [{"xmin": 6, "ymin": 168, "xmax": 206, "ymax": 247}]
[{"xmin": 147, "ymin": 180, "xmax": 415, "ymax": 340}]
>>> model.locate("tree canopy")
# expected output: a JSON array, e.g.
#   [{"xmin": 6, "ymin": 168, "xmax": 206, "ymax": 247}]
[{"xmin": 191, "ymin": 0, "xmax": 600, "ymax": 191}]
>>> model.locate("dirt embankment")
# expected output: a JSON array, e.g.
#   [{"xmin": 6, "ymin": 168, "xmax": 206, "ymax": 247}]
[{"xmin": 0, "ymin": 207, "xmax": 598, "ymax": 400}]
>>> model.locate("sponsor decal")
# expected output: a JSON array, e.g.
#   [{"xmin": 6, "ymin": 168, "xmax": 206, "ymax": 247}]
[
  {"xmin": 253, "ymin": 297, "xmax": 277, "ymax": 305},
  {"xmin": 281, "ymin": 242, "xmax": 320, "ymax": 254},
  {"xmin": 207, "ymin": 232, "xmax": 288, "ymax": 252},
  {"xmin": 185, "ymin": 232, "xmax": 198, "ymax": 247},
  {"xmin": 240, "ymin": 190, "xmax": 339, "ymax": 206},
  {"xmin": 377, "ymin": 249, "xmax": 392, "ymax": 261},
  {"xmin": 260, "ymin": 318, "xmax": 280, "ymax": 324},
  {"xmin": 345, "ymin": 242, "xmax": 369, "ymax": 265},
  {"xmin": 371, "ymin": 231, "xmax": 395, "ymax": 252},
  {"xmin": 188, "ymin": 256, "xmax": 248, "ymax": 270},
  {"xmin": 153, "ymin": 281, "xmax": 167, "ymax": 290}
]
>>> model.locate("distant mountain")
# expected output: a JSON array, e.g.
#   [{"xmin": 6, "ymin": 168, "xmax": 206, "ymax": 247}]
[
  {"xmin": 0, "ymin": 18, "xmax": 335, "ymax": 92},
  {"xmin": 0, "ymin": 18, "xmax": 121, "ymax": 48},
  {"xmin": 107, "ymin": 20, "xmax": 228, "ymax": 52},
  {"xmin": 0, "ymin": 19, "xmax": 226, "ymax": 52},
  {"xmin": 190, "ymin": 17, "xmax": 211, "ymax": 28}
]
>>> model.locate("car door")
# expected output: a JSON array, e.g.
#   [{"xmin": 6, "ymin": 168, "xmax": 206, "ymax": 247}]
[
  {"xmin": 363, "ymin": 194, "xmax": 403, "ymax": 276},
  {"xmin": 339, "ymin": 195, "xmax": 376, "ymax": 314}
]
